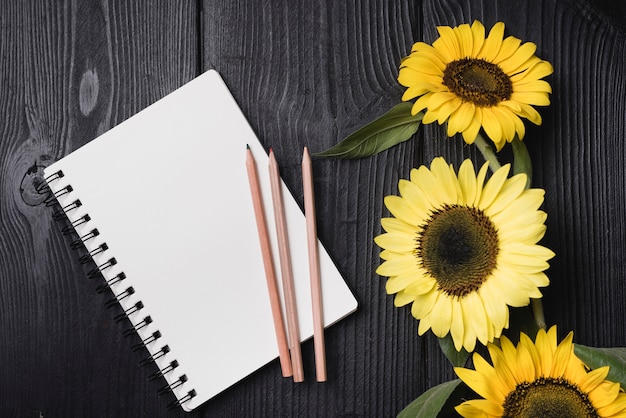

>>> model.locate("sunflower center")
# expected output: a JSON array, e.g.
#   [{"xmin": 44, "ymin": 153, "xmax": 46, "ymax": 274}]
[
  {"xmin": 503, "ymin": 377, "xmax": 599, "ymax": 418},
  {"xmin": 417, "ymin": 204, "xmax": 498, "ymax": 297},
  {"xmin": 442, "ymin": 58, "xmax": 512, "ymax": 107}
]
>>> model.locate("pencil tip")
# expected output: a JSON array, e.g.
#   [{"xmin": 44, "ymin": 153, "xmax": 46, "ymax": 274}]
[{"xmin": 246, "ymin": 144, "xmax": 250, "ymax": 149}]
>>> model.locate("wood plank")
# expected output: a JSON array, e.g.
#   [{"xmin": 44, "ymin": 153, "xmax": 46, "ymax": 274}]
[
  {"xmin": 0, "ymin": 0, "xmax": 623, "ymax": 416},
  {"xmin": 200, "ymin": 0, "xmax": 626, "ymax": 415},
  {"xmin": 201, "ymin": 1, "xmax": 454, "ymax": 416},
  {"xmin": 420, "ymin": 0, "xmax": 626, "ymax": 349},
  {"xmin": 0, "ymin": 1, "xmax": 196, "ymax": 416}
]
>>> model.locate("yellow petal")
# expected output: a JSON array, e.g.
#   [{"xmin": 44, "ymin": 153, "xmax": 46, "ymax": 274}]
[
  {"xmin": 401, "ymin": 86, "xmax": 429, "ymax": 101},
  {"xmin": 376, "ymin": 255, "xmax": 419, "ymax": 276},
  {"xmin": 514, "ymin": 79, "xmax": 552, "ymax": 94},
  {"xmin": 398, "ymin": 70, "xmax": 443, "ymax": 90},
  {"xmin": 436, "ymin": 97, "xmax": 463, "ymax": 124},
  {"xmin": 374, "ymin": 232, "xmax": 416, "ymax": 253},
  {"xmin": 381, "ymin": 217, "xmax": 417, "ymax": 234},
  {"xmin": 455, "ymin": 367, "xmax": 504, "ymax": 404},
  {"xmin": 519, "ymin": 332, "xmax": 542, "ymax": 376},
  {"xmin": 480, "ymin": 107, "xmax": 504, "ymax": 145},
  {"xmin": 450, "ymin": 299, "xmax": 465, "ymax": 351},
  {"xmin": 595, "ymin": 387, "xmax": 626, "ymax": 415},
  {"xmin": 410, "ymin": 42, "xmax": 448, "ymax": 68},
  {"xmin": 517, "ymin": 103, "xmax": 543, "ymax": 125},
  {"xmin": 490, "ymin": 188, "xmax": 545, "ymax": 220},
  {"xmin": 386, "ymin": 273, "xmax": 422, "ymax": 294},
  {"xmin": 463, "ymin": 292, "xmax": 490, "ymax": 346},
  {"xmin": 411, "ymin": 290, "xmax": 438, "ymax": 319},
  {"xmin": 393, "ymin": 291, "xmax": 415, "ymax": 307},
  {"xmin": 383, "ymin": 195, "xmax": 422, "ymax": 225},
  {"xmin": 405, "ymin": 275, "xmax": 437, "ymax": 295},
  {"xmin": 487, "ymin": 344, "xmax": 518, "ymax": 389},
  {"xmin": 472, "ymin": 352, "xmax": 509, "ymax": 400},
  {"xmin": 458, "ymin": 159, "xmax": 478, "ymax": 205},
  {"xmin": 499, "ymin": 242, "xmax": 555, "ymax": 265},
  {"xmin": 515, "ymin": 342, "xmax": 537, "ymax": 383},
  {"xmin": 478, "ymin": 282, "xmax": 509, "ymax": 333},
  {"xmin": 579, "ymin": 366, "xmax": 610, "ymax": 393},
  {"xmin": 497, "ymin": 223, "xmax": 547, "ymax": 246},
  {"xmin": 454, "ymin": 23, "xmax": 474, "ymax": 58},
  {"xmin": 462, "ymin": 107, "xmax": 482, "ymax": 144},
  {"xmin": 489, "ymin": 106, "xmax": 517, "ymax": 142},
  {"xmin": 534, "ymin": 330, "xmax": 554, "ymax": 376},
  {"xmin": 493, "ymin": 36, "xmax": 522, "ymax": 64},
  {"xmin": 510, "ymin": 60, "xmax": 554, "ymax": 83},
  {"xmin": 551, "ymin": 331, "xmax": 574, "ymax": 376},
  {"xmin": 472, "ymin": 161, "xmax": 490, "ymax": 206},
  {"xmin": 398, "ymin": 179, "xmax": 432, "ymax": 218},
  {"xmin": 511, "ymin": 91, "xmax": 551, "ymax": 106},
  {"xmin": 431, "ymin": 157, "xmax": 460, "ymax": 201},
  {"xmin": 447, "ymin": 102, "xmax": 476, "ymax": 136},
  {"xmin": 478, "ymin": 163, "xmax": 511, "ymax": 209},
  {"xmin": 426, "ymin": 91, "xmax": 458, "ymax": 111},
  {"xmin": 410, "ymin": 92, "xmax": 436, "ymax": 114},
  {"xmin": 498, "ymin": 41, "xmax": 537, "ymax": 73},
  {"xmin": 509, "ymin": 110, "xmax": 526, "ymax": 139},
  {"xmin": 455, "ymin": 402, "xmax": 496, "ymax": 417},
  {"xmin": 430, "ymin": 294, "xmax": 453, "ymax": 337},
  {"xmin": 483, "ymin": 173, "xmax": 527, "ymax": 217},
  {"xmin": 411, "ymin": 164, "xmax": 452, "ymax": 207},
  {"xmin": 402, "ymin": 56, "xmax": 445, "ymax": 74},
  {"xmin": 470, "ymin": 20, "xmax": 486, "ymax": 56},
  {"xmin": 435, "ymin": 25, "xmax": 461, "ymax": 60},
  {"xmin": 479, "ymin": 22, "xmax": 505, "ymax": 62}
]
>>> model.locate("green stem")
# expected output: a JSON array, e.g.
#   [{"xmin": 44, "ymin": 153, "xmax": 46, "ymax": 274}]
[
  {"xmin": 473, "ymin": 132, "xmax": 502, "ymax": 172},
  {"xmin": 511, "ymin": 136, "xmax": 533, "ymax": 189},
  {"xmin": 531, "ymin": 298, "xmax": 547, "ymax": 330}
]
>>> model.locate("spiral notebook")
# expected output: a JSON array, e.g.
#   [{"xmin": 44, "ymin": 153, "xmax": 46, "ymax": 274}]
[{"xmin": 42, "ymin": 70, "xmax": 357, "ymax": 411}]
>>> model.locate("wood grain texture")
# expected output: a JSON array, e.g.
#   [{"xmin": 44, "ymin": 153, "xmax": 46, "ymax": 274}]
[
  {"xmin": 0, "ymin": 0, "xmax": 624, "ymax": 416},
  {"xmin": 201, "ymin": 0, "xmax": 626, "ymax": 416},
  {"xmin": 420, "ymin": 0, "xmax": 626, "ymax": 349},
  {"xmin": 0, "ymin": 1, "xmax": 196, "ymax": 416}
]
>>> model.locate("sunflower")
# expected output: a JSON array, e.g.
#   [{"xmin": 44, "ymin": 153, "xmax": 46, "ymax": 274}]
[
  {"xmin": 398, "ymin": 20, "xmax": 553, "ymax": 150},
  {"xmin": 374, "ymin": 157, "xmax": 554, "ymax": 352},
  {"xmin": 455, "ymin": 326, "xmax": 626, "ymax": 417}
]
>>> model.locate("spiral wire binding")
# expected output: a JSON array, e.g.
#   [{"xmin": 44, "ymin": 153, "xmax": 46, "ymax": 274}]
[
  {"xmin": 96, "ymin": 271, "xmax": 125, "ymax": 292},
  {"xmin": 42, "ymin": 169, "xmax": 197, "ymax": 409},
  {"xmin": 139, "ymin": 345, "xmax": 170, "ymax": 367},
  {"xmin": 168, "ymin": 390, "xmax": 197, "ymax": 410},
  {"xmin": 71, "ymin": 229, "xmax": 99, "ymax": 249},
  {"xmin": 124, "ymin": 315, "xmax": 152, "ymax": 336},
  {"xmin": 115, "ymin": 301, "xmax": 144, "ymax": 322},
  {"xmin": 159, "ymin": 374, "xmax": 188, "ymax": 394}
]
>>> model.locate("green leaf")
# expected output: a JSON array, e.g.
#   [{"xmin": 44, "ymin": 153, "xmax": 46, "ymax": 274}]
[
  {"xmin": 315, "ymin": 102, "xmax": 423, "ymax": 158},
  {"xmin": 438, "ymin": 334, "xmax": 470, "ymax": 367},
  {"xmin": 397, "ymin": 379, "xmax": 461, "ymax": 418},
  {"xmin": 511, "ymin": 136, "xmax": 532, "ymax": 188},
  {"xmin": 574, "ymin": 345, "xmax": 626, "ymax": 390}
]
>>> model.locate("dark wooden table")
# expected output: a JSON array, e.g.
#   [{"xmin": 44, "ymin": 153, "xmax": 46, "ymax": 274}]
[{"xmin": 2, "ymin": 1, "xmax": 625, "ymax": 416}]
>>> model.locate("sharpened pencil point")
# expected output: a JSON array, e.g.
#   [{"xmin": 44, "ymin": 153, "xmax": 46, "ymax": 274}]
[{"xmin": 246, "ymin": 144, "xmax": 250, "ymax": 149}]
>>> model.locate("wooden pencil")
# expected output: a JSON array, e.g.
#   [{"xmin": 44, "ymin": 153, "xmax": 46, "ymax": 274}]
[
  {"xmin": 245, "ymin": 145, "xmax": 293, "ymax": 378},
  {"xmin": 268, "ymin": 149, "xmax": 304, "ymax": 383},
  {"xmin": 302, "ymin": 146, "xmax": 327, "ymax": 382}
]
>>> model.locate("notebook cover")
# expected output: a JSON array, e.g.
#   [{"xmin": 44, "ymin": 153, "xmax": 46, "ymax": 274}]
[{"xmin": 43, "ymin": 70, "xmax": 357, "ymax": 411}]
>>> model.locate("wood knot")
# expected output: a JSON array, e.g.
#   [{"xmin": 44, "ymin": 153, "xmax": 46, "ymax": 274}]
[
  {"xmin": 20, "ymin": 155, "xmax": 55, "ymax": 206},
  {"xmin": 79, "ymin": 68, "xmax": 99, "ymax": 116}
]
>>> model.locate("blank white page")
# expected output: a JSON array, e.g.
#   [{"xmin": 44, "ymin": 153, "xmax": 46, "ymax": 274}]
[{"xmin": 44, "ymin": 70, "xmax": 357, "ymax": 411}]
